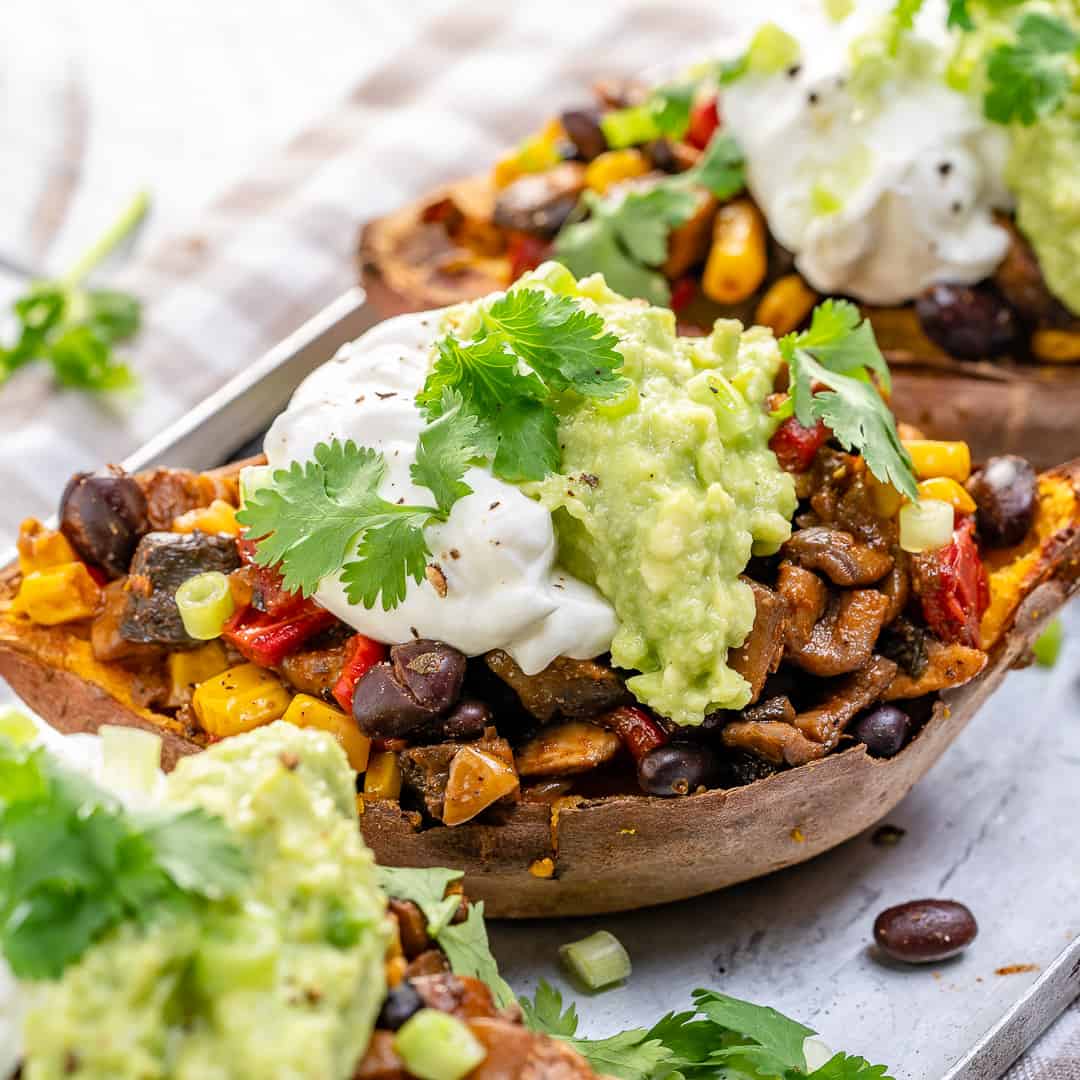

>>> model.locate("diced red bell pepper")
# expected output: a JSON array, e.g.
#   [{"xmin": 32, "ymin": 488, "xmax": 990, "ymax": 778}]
[
  {"xmin": 669, "ymin": 276, "xmax": 697, "ymax": 313},
  {"xmin": 600, "ymin": 706, "xmax": 668, "ymax": 763},
  {"xmin": 332, "ymin": 633, "xmax": 388, "ymax": 713},
  {"xmin": 915, "ymin": 517, "xmax": 990, "ymax": 648},
  {"xmin": 769, "ymin": 414, "xmax": 830, "ymax": 473},
  {"xmin": 223, "ymin": 601, "xmax": 337, "ymax": 668},
  {"xmin": 507, "ymin": 233, "xmax": 551, "ymax": 282},
  {"xmin": 686, "ymin": 95, "xmax": 720, "ymax": 151}
]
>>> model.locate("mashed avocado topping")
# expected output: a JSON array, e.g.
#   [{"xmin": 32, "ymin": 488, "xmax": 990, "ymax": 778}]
[
  {"xmin": 509, "ymin": 263, "xmax": 797, "ymax": 726},
  {"xmin": 22, "ymin": 723, "xmax": 388, "ymax": 1080}
]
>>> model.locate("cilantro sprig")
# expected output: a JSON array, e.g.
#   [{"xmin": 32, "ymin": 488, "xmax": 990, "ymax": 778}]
[
  {"xmin": 1, "ymin": 191, "xmax": 148, "ymax": 392},
  {"xmin": 239, "ymin": 288, "xmax": 625, "ymax": 608},
  {"xmin": 375, "ymin": 866, "xmax": 516, "ymax": 1008},
  {"xmin": 521, "ymin": 981, "xmax": 893, "ymax": 1080},
  {"xmin": 555, "ymin": 133, "xmax": 746, "ymax": 305},
  {"xmin": 0, "ymin": 735, "xmax": 247, "ymax": 980},
  {"xmin": 778, "ymin": 300, "xmax": 918, "ymax": 503},
  {"xmin": 983, "ymin": 11, "xmax": 1079, "ymax": 125}
]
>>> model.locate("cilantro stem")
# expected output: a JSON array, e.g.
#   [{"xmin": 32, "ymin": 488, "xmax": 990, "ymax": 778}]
[{"xmin": 61, "ymin": 190, "xmax": 151, "ymax": 288}]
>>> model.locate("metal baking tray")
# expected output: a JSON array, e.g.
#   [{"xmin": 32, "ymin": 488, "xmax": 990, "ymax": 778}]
[{"xmin": 4, "ymin": 290, "xmax": 1078, "ymax": 1079}]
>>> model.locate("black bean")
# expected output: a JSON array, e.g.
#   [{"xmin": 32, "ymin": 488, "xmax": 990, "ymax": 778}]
[
  {"xmin": 441, "ymin": 698, "xmax": 492, "ymax": 740},
  {"xmin": 637, "ymin": 741, "xmax": 717, "ymax": 796},
  {"xmin": 915, "ymin": 283, "xmax": 1018, "ymax": 360},
  {"xmin": 391, "ymin": 640, "xmax": 467, "ymax": 713},
  {"xmin": 968, "ymin": 455, "xmax": 1038, "ymax": 548},
  {"xmin": 717, "ymin": 750, "xmax": 779, "ymax": 788},
  {"xmin": 851, "ymin": 705, "xmax": 912, "ymax": 759},
  {"xmin": 376, "ymin": 982, "xmax": 424, "ymax": 1030},
  {"xmin": 644, "ymin": 139, "xmax": 679, "ymax": 173},
  {"xmin": 874, "ymin": 899, "xmax": 978, "ymax": 963},
  {"xmin": 560, "ymin": 108, "xmax": 607, "ymax": 162},
  {"xmin": 59, "ymin": 468, "xmax": 149, "ymax": 578},
  {"xmin": 351, "ymin": 662, "xmax": 438, "ymax": 739}
]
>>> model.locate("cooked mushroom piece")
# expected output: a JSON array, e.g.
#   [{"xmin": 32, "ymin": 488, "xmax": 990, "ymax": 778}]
[
  {"xmin": 786, "ymin": 589, "xmax": 891, "ymax": 677},
  {"xmin": 781, "ymin": 525, "xmax": 894, "ymax": 586},
  {"xmin": 728, "ymin": 580, "xmax": 786, "ymax": 701},
  {"xmin": 722, "ymin": 719, "xmax": 826, "ymax": 768},
  {"xmin": 491, "ymin": 162, "xmax": 586, "ymax": 238},
  {"xmin": 775, "ymin": 561, "xmax": 827, "ymax": 652},
  {"xmin": 793, "ymin": 655, "xmax": 899, "ymax": 750},
  {"xmin": 119, "ymin": 532, "xmax": 240, "ymax": 647},
  {"xmin": 485, "ymin": 651, "xmax": 628, "ymax": 722},
  {"xmin": 883, "ymin": 639, "xmax": 987, "ymax": 700},
  {"xmin": 515, "ymin": 721, "xmax": 622, "ymax": 778}
]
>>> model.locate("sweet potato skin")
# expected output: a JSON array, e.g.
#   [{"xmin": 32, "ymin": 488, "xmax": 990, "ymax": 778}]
[
  {"xmin": 2, "ymin": 465, "xmax": 1078, "ymax": 917},
  {"xmin": 359, "ymin": 178, "xmax": 1080, "ymax": 470}
]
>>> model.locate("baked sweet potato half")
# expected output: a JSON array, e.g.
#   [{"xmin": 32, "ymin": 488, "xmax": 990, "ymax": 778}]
[
  {"xmin": 359, "ymin": 106, "xmax": 1080, "ymax": 470},
  {"xmin": 1, "ymin": 447, "xmax": 1077, "ymax": 917}
]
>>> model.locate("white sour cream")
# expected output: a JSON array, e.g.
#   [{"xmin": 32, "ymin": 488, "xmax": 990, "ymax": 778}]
[
  {"xmin": 260, "ymin": 310, "xmax": 617, "ymax": 675},
  {"xmin": 721, "ymin": 0, "xmax": 1011, "ymax": 304}
]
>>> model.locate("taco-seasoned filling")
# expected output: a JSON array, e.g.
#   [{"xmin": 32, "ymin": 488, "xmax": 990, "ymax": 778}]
[{"xmin": 3, "ymin": 264, "xmax": 1074, "ymax": 833}]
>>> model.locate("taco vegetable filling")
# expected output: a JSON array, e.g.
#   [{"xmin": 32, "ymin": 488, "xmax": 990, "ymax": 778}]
[{"xmin": 1, "ymin": 265, "xmax": 1076, "ymax": 829}]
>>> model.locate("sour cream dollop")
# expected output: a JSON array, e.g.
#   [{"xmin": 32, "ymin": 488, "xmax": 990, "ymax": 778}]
[
  {"xmin": 722, "ymin": 0, "xmax": 1011, "ymax": 304},
  {"xmin": 260, "ymin": 311, "xmax": 617, "ymax": 674}
]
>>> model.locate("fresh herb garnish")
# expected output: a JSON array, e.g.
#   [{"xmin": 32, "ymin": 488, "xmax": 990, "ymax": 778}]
[
  {"xmin": 946, "ymin": 0, "xmax": 973, "ymax": 32},
  {"xmin": 0, "ymin": 191, "xmax": 148, "ymax": 392},
  {"xmin": 779, "ymin": 300, "xmax": 918, "ymax": 502},
  {"xmin": 983, "ymin": 11, "xmax": 1079, "ymax": 125},
  {"xmin": 521, "ymin": 981, "xmax": 894, "ymax": 1080},
  {"xmin": 375, "ymin": 866, "xmax": 515, "ymax": 1008},
  {"xmin": 0, "ymin": 735, "xmax": 246, "ymax": 980},
  {"xmin": 601, "ymin": 82, "xmax": 697, "ymax": 149},
  {"xmin": 237, "ymin": 394, "xmax": 480, "ymax": 609},
  {"xmin": 555, "ymin": 133, "xmax": 746, "ymax": 305},
  {"xmin": 241, "ymin": 288, "xmax": 624, "ymax": 608}
]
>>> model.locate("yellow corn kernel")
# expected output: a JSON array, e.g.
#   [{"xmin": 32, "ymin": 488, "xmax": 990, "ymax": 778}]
[
  {"xmin": 13, "ymin": 563, "xmax": 101, "ymax": 625},
  {"xmin": 16, "ymin": 519, "xmax": 79, "ymax": 576},
  {"xmin": 584, "ymin": 149, "xmax": 650, "ymax": 194},
  {"xmin": 173, "ymin": 499, "xmax": 240, "ymax": 537},
  {"xmin": 283, "ymin": 694, "xmax": 371, "ymax": 773},
  {"xmin": 192, "ymin": 663, "xmax": 291, "ymax": 738},
  {"xmin": 492, "ymin": 119, "xmax": 565, "ymax": 188},
  {"xmin": 754, "ymin": 274, "xmax": 818, "ymax": 337},
  {"xmin": 1032, "ymin": 329, "xmax": 1080, "ymax": 364},
  {"xmin": 529, "ymin": 857, "xmax": 555, "ymax": 879},
  {"xmin": 363, "ymin": 751, "xmax": 402, "ymax": 801},
  {"xmin": 902, "ymin": 439, "xmax": 971, "ymax": 483},
  {"xmin": 167, "ymin": 641, "xmax": 230, "ymax": 702},
  {"xmin": 702, "ymin": 198, "xmax": 768, "ymax": 304},
  {"xmin": 916, "ymin": 477, "xmax": 976, "ymax": 514},
  {"xmin": 866, "ymin": 472, "xmax": 904, "ymax": 519}
]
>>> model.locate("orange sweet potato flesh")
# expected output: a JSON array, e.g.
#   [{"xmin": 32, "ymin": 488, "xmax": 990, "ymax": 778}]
[{"xmin": 1, "ymin": 460, "xmax": 1078, "ymax": 916}]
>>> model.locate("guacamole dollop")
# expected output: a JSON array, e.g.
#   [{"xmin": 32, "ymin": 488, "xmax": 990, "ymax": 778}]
[
  {"xmin": 519, "ymin": 263, "xmax": 796, "ymax": 726},
  {"xmin": 22, "ymin": 723, "xmax": 388, "ymax": 1080}
]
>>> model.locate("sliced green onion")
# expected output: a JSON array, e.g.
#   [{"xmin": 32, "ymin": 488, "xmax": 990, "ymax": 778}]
[
  {"xmin": 99, "ymin": 725, "xmax": 162, "ymax": 795},
  {"xmin": 600, "ymin": 105, "xmax": 661, "ymax": 150},
  {"xmin": 394, "ymin": 1009, "xmax": 487, "ymax": 1080},
  {"xmin": 239, "ymin": 464, "xmax": 273, "ymax": 509},
  {"xmin": 0, "ymin": 706, "xmax": 38, "ymax": 745},
  {"xmin": 823, "ymin": 0, "xmax": 854, "ymax": 22},
  {"xmin": 899, "ymin": 499, "xmax": 953, "ymax": 554},
  {"xmin": 175, "ymin": 571, "xmax": 235, "ymax": 640},
  {"xmin": 747, "ymin": 23, "xmax": 801, "ymax": 75},
  {"xmin": 1033, "ymin": 618, "xmax": 1064, "ymax": 668},
  {"xmin": 804, "ymin": 1036, "xmax": 835, "ymax": 1071},
  {"xmin": 558, "ymin": 929, "xmax": 631, "ymax": 991}
]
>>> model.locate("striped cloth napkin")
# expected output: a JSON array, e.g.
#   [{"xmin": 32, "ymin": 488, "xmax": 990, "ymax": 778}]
[{"xmin": 0, "ymin": 3, "xmax": 1074, "ymax": 1075}]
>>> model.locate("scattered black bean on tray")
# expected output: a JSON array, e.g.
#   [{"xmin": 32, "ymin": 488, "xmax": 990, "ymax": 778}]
[{"xmin": 874, "ymin": 899, "xmax": 978, "ymax": 964}]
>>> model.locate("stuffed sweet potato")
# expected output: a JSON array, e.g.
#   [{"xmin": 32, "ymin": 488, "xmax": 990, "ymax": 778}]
[
  {"xmin": 360, "ymin": 3, "xmax": 1080, "ymax": 467},
  {"xmin": 2, "ymin": 267, "xmax": 1078, "ymax": 916}
]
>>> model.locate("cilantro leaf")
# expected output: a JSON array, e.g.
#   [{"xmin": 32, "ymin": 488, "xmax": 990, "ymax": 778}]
[
  {"xmin": 808, "ymin": 1053, "xmax": 894, "ymax": 1080},
  {"xmin": 340, "ymin": 513, "xmax": 431, "ymax": 611},
  {"xmin": 0, "ymin": 193, "xmax": 147, "ymax": 394},
  {"xmin": 436, "ymin": 902, "xmax": 517, "ymax": 1009},
  {"xmin": 410, "ymin": 390, "xmax": 481, "ymax": 516},
  {"xmin": 519, "ymin": 978, "xmax": 580, "ymax": 1037},
  {"xmin": 601, "ymin": 82, "xmax": 697, "ymax": 148},
  {"xmin": 691, "ymin": 133, "xmax": 746, "ymax": 201},
  {"xmin": 694, "ymin": 989, "xmax": 813, "ymax": 1073},
  {"xmin": 375, "ymin": 865, "xmax": 464, "ymax": 937},
  {"xmin": 780, "ymin": 300, "xmax": 916, "ymax": 501},
  {"xmin": 0, "ymin": 737, "xmax": 246, "ymax": 980},
  {"xmin": 947, "ymin": 0, "xmax": 973, "ymax": 31},
  {"xmin": 983, "ymin": 13, "xmax": 1078, "ymax": 125}
]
